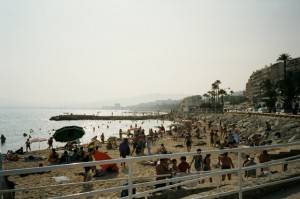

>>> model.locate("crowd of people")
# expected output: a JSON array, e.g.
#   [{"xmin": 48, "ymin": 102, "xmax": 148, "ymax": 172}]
[
  {"xmin": 153, "ymin": 148, "xmax": 273, "ymax": 190},
  {"xmin": 1, "ymin": 117, "xmax": 284, "ymax": 198}
]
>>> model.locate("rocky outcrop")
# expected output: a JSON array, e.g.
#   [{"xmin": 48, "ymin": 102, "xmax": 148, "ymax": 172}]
[{"xmin": 201, "ymin": 113, "xmax": 300, "ymax": 144}]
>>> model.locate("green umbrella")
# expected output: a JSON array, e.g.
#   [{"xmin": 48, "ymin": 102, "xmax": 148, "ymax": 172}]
[{"xmin": 53, "ymin": 126, "xmax": 85, "ymax": 142}]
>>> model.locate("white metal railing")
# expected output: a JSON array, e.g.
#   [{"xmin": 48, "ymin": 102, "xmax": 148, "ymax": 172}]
[{"xmin": 1, "ymin": 141, "xmax": 300, "ymax": 199}]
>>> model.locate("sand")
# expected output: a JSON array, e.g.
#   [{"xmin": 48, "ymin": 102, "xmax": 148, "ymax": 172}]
[{"xmin": 2, "ymin": 120, "xmax": 300, "ymax": 199}]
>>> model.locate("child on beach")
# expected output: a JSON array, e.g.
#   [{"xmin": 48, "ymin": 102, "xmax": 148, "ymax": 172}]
[
  {"xmin": 202, "ymin": 154, "xmax": 212, "ymax": 183},
  {"xmin": 190, "ymin": 149, "xmax": 202, "ymax": 172},
  {"xmin": 171, "ymin": 159, "xmax": 179, "ymax": 173},
  {"xmin": 178, "ymin": 156, "xmax": 190, "ymax": 173}
]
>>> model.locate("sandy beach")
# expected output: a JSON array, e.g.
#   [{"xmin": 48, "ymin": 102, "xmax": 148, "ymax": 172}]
[{"xmin": 2, "ymin": 118, "xmax": 300, "ymax": 199}]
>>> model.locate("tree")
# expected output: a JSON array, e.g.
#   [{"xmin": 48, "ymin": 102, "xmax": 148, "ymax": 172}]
[
  {"xmin": 261, "ymin": 79, "xmax": 277, "ymax": 111},
  {"xmin": 213, "ymin": 80, "xmax": 221, "ymax": 102},
  {"xmin": 278, "ymin": 71, "xmax": 300, "ymax": 111},
  {"xmin": 218, "ymin": 89, "xmax": 227, "ymax": 113},
  {"xmin": 202, "ymin": 93, "xmax": 210, "ymax": 103},
  {"xmin": 277, "ymin": 53, "xmax": 291, "ymax": 80}
]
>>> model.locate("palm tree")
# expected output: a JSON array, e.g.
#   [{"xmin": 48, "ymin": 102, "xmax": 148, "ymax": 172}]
[
  {"xmin": 207, "ymin": 91, "xmax": 215, "ymax": 104},
  {"xmin": 211, "ymin": 83, "xmax": 218, "ymax": 103},
  {"xmin": 213, "ymin": 80, "xmax": 221, "ymax": 102},
  {"xmin": 219, "ymin": 89, "xmax": 227, "ymax": 106},
  {"xmin": 202, "ymin": 93, "xmax": 210, "ymax": 103},
  {"xmin": 230, "ymin": 90, "xmax": 234, "ymax": 108},
  {"xmin": 277, "ymin": 53, "xmax": 291, "ymax": 80}
]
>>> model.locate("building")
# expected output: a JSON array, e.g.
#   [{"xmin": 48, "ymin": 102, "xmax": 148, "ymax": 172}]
[
  {"xmin": 245, "ymin": 57, "xmax": 300, "ymax": 107},
  {"xmin": 178, "ymin": 95, "xmax": 203, "ymax": 112},
  {"xmin": 287, "ymin": 57, "xmax": 300, "ymax": 72}
]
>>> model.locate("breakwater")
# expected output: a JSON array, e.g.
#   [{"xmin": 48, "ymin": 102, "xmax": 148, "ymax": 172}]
[{"xmin": 49, "ymin": 114, "xmax": 171, "ymax": 121}]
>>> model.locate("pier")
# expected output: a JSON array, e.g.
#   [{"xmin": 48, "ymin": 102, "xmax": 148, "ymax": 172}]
[{"xmin": 49, "ymin": 114, "xmax": 170, "ymax": 121}]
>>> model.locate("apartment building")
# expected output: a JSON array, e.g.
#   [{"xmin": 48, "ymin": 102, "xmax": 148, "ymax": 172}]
[
  {"xmin": 246, "ymin": 57, "xmax": 299, "ymax": 106},
  {"xmin": 246, "ymin": 62, "xmax": 283, "ymax": 105}
]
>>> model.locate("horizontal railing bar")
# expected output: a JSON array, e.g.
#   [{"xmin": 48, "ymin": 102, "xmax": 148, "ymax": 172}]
[{"xmin": 1, "ymin": 142, "xmax": 300, "ymax": 198}]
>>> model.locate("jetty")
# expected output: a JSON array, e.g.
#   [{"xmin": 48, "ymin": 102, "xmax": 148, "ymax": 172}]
[{"xmin": 49, "ymin": 114, "xmax": 170, "ymax": 121}]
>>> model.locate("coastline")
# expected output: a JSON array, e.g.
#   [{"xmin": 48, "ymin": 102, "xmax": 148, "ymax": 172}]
[{"xmin": 2, "ymin": 113, "xmax": 300, "ymax": 198}]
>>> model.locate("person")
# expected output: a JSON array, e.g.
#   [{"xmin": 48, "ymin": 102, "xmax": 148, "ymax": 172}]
[
  {"xmin": 78, "ymin": 147, "xmax": 86, "ymax": 161},
  {"xmin": 83, "ymin": 148, "xmax": 94, "ymax": 182},
  {"xmin": 245, "ymin": 156, "xmax": 257, "ymax": 178},
  {"xmin": 219, "ymin": 152, "xmax": 234, "ymax": 181},
  {"xmin": 161, "ymin": 124, "xmax": 165, "ymax": 135},
  {"xmin": 178, "ymin": 156, "xmax": 190, "ymax": 173},
  {"xmin": 5, "ymin": 150, "xmax": 19, "ymax": 161},
  {"xmin": 100, "ymin": 133, "xmax": 105, "ymax": 144},
  {"xmin": 2, "ymin": 175, "xmax": 15, "ymax": 199},
  {"xmin": 106, "ymin": 140, "xmax": 115, "ymax": 150},
  {"xmin": 157, "ymin": 143, "xmax": 167, "ymax": 154},
  {"xmin": 209, "ymin": 130, "xmax": 215, "ymax": 147},
  {"xmin": 232, "ymin": 129, "xmax": 240, "ymax": 145},
  {"xmin": 48, "ymin": 148, "xmax": 59, "ymax": 163},
  {"xmin": 136, "ymin": 137, "xmax": 145, "ymax": 156},
  {"xmin": 47, "ymin": 137, "xmax": 53, "ymax": 149},
  {"xmin": 155, "ymin": 158, "xmax": 172, "ymax": 188},
  {"xmin": 119, "ymin": 129, "xmax": 123, "ymax": 139},
  {"xmin": 170, "ymin": 159, "xmax": 179, "ymax": 173},
  {"xmin": 227, "ymin": 129, "xmax": 235, "ymax": 148},
  {"xmin": 131, "ymin": 135, "xmax": 139, "ymax": 156},
  {"xmin": 243, "ymin": 155, "xmax": 250, "ymax": 177},
  {"xmin": 71, "ymin": 147, "xmax": 79, "ymax": 162},
  {"xmin": 258, "ymin": 150, "xmax": 271, "ymax": 172},
  {"xmin": 146, "ymin": 136, "xmax": 153, "ymax": 155},
  {"xmin": 190, "ymin": 149, "xmax": 202, "ymax": 172},
  {"xmin": 25, "ymin": 138, "xmax": 31, "ymax": 152},
  {"xmin": 60, "ymin": 150, "xmax": 70, "ymax": 164},
  {"xmin": 1, "ymin": 134, "xmax": 6, "ymax": 144},
  {"xmin": 15, "ymin": 147, "xmax": 25, "ymax": 155},
  {"xmin": 202, "ymin": 154, "xmax": 212, "ymax": 183},
  {"xmin": 213, "ymin": 130, "xmax": 220, "ymax": 148},
  {"xmin": 184, "ymin": 133, "xmax": 192, "ymax": 152},
  {"xmin": 119, "ymin": 138, "xmax": 130, "ymax": 167}
]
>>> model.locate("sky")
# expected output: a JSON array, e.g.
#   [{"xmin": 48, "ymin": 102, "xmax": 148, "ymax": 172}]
[{"xmin": 1, "ymin": 0, "xmax": 300, "ymax": 106}]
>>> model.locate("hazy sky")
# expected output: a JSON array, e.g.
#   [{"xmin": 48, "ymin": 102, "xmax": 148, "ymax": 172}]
[{"xmin": 1, "ymin": 0, "xmax": 300, "ymax": 105}]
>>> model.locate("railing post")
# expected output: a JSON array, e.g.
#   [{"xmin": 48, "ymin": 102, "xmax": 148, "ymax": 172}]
[
  {"xmin": 0, "ymin": 150, "xmax": 2, "ymax": 199},
  {"xmin": 128, "ymin": 159, "xmax": 134, "ymax": 198},
  {"xmin": 238, "ymin": 150, "xmax": 243, "ymax": 199}
]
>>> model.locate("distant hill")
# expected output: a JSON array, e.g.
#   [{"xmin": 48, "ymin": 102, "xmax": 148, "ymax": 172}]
[
  {"xmin": 0, "ymin": 93, "xmax": 190, "ymax": 109},
  {"xmin": 67, "ymin": 93, "xmax": 190, "ymax": 108},
  {"xmin": 126, "ymin": 99, "xmax": 180, "ymax": 112}
]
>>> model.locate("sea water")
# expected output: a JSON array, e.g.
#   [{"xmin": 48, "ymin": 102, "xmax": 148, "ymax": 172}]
[{"xmin": 0, "ymin": 108, "xmax": 172, "ymax": 153}]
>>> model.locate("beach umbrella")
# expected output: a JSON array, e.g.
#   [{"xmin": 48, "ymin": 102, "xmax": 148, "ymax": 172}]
[
  {"xmin": 53, "ymin": 126, "xmax": 85, "ymax": 142},
  {"xmin": 29, "ymin": 138, "xmax": 47, "ymax": 143},
  {"xmin": 29, "ymin": 137, "xmax": 47, "ymax": 150},
  {"xmin": 107, "ymin": 136, "xmax": 117, "ymax": 141},
  {"xmin": 88, "ymin": 139, "xmax": 101, "ymax": 149}
]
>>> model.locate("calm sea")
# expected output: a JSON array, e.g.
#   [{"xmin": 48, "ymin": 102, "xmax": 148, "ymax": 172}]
[{"xmin": 0, "ymin": 108, "xmax": 172, "ymax": 153}]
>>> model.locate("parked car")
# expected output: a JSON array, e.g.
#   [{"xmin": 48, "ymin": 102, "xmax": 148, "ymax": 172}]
[
  {"xmin": 258, "ymin": 107, "xmax": 268, "ymax": 113},
  {"xmin": 276, "ymin": 109, "xmax": 285, "ymax": 114}
]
